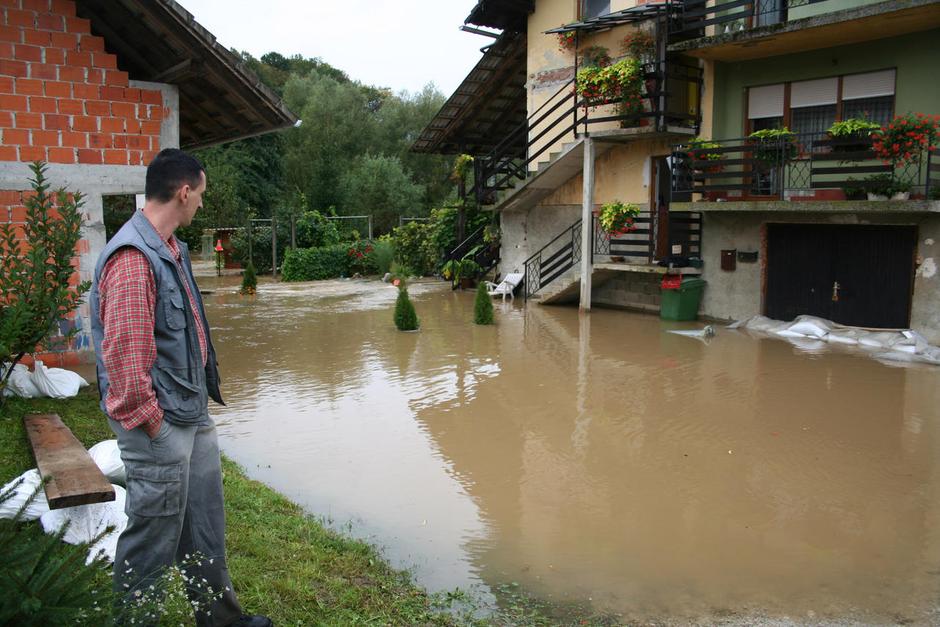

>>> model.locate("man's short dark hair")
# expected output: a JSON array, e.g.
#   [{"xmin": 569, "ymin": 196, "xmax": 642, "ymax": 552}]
[{"xmin": 145, "ymin": 149, "xmax": 205, "ymax": 203}]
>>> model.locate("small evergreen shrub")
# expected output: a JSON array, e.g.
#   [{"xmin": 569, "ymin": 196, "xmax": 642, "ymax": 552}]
[
  {"xmin": 239, "ymin": 261, "xmax": 257, "ymax": 295},
  {"xmin": 394, "ymin": 286, "xmax": 419, "ymax": 331},
  {"xmin": 473, "ymin": 282, "xmax": 494, "ymax": 325}
]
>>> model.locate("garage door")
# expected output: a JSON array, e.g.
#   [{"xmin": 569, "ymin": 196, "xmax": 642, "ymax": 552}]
[{"xmin": 766, "ymin": 224, "xmax": 916, "ymax": 328}]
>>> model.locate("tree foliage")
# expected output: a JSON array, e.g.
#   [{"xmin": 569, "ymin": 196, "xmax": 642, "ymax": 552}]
[
  {"xmin": 340, "ymin": 155, "xmax": 422, "ymax": 235},
  {"xmin": 188, "ymin": 52, "xmax": 454, "ymax": 243},
  {"xmin": 0, "ymin": 163, "xmax": 90, "ymax": 398}
]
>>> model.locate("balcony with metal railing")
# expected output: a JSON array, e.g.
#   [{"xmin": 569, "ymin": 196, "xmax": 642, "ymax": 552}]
[
  {"xmin": 475, "ymin": 59, "xmax": 703, "ymax": 208},
  {"xmin": 667, "ymin": 0, "xmax": 940, "ymax": 62},
  {"xmin": 669, "ymin": 131, "xmax": 940, "ymax": 210}
]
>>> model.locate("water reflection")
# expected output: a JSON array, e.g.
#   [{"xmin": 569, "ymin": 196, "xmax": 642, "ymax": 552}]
[{"xmin": 202, "ymin": 278, "xmax": 940, "ymax": 623}]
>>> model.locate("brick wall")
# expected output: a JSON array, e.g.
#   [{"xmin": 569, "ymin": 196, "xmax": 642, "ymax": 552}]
[
  {"xmin": 0, "ymin": 0, "xmax": 164, "ymax": 167},
  {"xmin": 0, "ymin": 0, "xmax": 166, "ymax": 364}
]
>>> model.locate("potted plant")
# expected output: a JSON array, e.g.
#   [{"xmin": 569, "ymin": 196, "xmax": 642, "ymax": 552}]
[
  {"xmin": 579, "ymin": 45, "xmax": 610, "ymax": 68},
  {"xmin": 598, "ymin": 201, "xmax": 641, "ymax": 237},
  {"xmin": 872, "ymin": 112, "xmax": 940, "ymax": 169},
  {"xmin": 826, "ymin": 118, "xmax": 881, "ymax": 154},
  {"xmin": 841, "ymin": 177, "xmax": 867, "ymax": 201},
  {"xmin": 688, "ymin": 138, "xmax": 724, "ymax": 174},
  {"xmin": 457, "ymin": 258, "xmax": 483, "ymax": 289},
  {"xmin": 557, "ymin": 29, "xmax": 577, "ymax": 52},
  {"xmin": 864, "ymin": 173, "xmax": 911, "ymax": 200},
  {"xmin": 748, "ymin": 128, "xmax": 798, "ymax": 170},
  {"xmin": 621, "ymin": 29, "xmax": 655, "ymax": 62}
]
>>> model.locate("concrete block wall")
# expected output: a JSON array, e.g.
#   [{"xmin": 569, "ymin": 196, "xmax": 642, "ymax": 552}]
[
  {"xmin": 0, "ymin": 0, "xmax": 178, "ymax": 363},
  {"xmin": 592, "ymin": 272, "xmax": 662, "ymax": 312}
]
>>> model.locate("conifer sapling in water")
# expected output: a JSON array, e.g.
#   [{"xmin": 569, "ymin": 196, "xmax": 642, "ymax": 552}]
[
  {"xmin": 394, "ymin": 285, "xmax": 419, "ymax": 331},
  {"xmin": 239, "ymin": 261, "xmax": 257, "ymax": 295},
  {"xmin": 474, "ymin": 282, "xmax": 494, "ymax": 325}
]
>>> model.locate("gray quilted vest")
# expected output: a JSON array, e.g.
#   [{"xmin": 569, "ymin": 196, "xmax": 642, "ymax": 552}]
[{"xmin": 90, "ymin": 210, "xmax": 223, "ymax": 425}]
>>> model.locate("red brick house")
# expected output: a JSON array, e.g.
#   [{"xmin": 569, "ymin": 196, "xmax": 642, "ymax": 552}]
[{"xmin": 0, "ymin": 0, "xmax": 296, "ymax": 365}]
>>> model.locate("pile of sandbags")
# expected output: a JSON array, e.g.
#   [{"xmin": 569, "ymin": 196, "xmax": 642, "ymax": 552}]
[
  {"xmin": 729, "ymin": 315, "xmax": 940, "ymax": 365},
  {"xmin": 0, "ymin": 440, "xmax": 127, "ymax": 564},
  {"xmin": 1, "ymin": 360, "xmax": 89, "ymax": 399}
]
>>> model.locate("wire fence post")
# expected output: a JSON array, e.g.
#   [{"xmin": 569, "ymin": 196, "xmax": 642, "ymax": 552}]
[
  {"xmin": 271, "ymin": 214, "xmax": 278, "ymax": 279},
  {"xmin": 247, "ymin": 212, "xmax": 252, "ymax": 266}
]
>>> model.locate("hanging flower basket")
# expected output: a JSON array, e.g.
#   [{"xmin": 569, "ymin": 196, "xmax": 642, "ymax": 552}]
[
  {"xmin": 688, "ymin": 138, "xmax": 724, "ymax": 174},
  {"xmin": 748, "ymin": 128, "xmax": 798, "ymax": 169},
  {"xmin": 598, "ymin": 201, "xmax": 640, "ymax": 236},
  {"xmin": 557, "ymin": 30, "xmax": 577, "ymax": 52}
]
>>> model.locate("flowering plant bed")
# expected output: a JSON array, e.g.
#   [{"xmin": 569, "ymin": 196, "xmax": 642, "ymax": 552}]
[
  {"xmin": 598, "ymin": 201, "xmax": 640, "ymax": 236},
  {"xmin": 576, "ymin": 58, "xmax": 645, "ymax": 121},
  {"xmin": 871, "ymin": 113, "xmax": 940, "ymax": 167}
]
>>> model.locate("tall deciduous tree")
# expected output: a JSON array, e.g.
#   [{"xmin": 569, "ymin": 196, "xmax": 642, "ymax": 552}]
[{"xmin": 340, "ymin": 155, "xmax": 423, "ymax": 236}]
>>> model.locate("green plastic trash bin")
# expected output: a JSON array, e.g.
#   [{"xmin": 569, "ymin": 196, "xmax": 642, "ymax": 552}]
[{"xmin": 660, "ymin": 277, "xmax": 706, "ymax": 321}]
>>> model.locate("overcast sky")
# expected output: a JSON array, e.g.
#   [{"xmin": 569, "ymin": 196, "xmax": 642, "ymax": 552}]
[{"xmin": 178, "ymin": 0, "xmax": 491, "ymax": 97}]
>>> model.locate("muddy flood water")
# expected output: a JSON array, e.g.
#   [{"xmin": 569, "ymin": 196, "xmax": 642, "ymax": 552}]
[{"xmin": 198, "ymin": 275, "xmax": 940, "ymax": 625}]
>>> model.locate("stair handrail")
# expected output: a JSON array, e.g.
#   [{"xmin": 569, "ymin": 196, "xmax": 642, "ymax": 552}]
[
  {"xmin": 445, "ymin": 225, "xmax": 485, "ymax": 262},
  {"xmin": 522, "ymin": 218, "xmax": 582, "ymax": 299},
  {"xmin": 479, "ymin": 79, "xmax": 581, "ymax": 202}
]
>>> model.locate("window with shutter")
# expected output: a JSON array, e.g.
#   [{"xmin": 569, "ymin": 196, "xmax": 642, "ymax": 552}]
[{"xmin": 581, "ymin": 0, "xmax": 610, "ymax": 19}]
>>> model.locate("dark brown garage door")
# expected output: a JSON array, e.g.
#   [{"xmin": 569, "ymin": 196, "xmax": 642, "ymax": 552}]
[{"xmin": 766, "ymin": 224, "xmax": 916, "ymax": 328}]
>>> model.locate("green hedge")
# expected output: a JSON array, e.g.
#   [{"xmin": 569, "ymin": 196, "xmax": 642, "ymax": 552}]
[
  {"xmin": 282, "ymin": 245, "xmax": 350, "ymax": 281},
  {"xmin": 281, "ymin": 242, "xmax": 380, "ymax": 281}
]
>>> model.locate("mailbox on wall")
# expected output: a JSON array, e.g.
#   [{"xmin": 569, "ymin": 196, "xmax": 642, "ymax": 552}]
[{"xmin": 721, "ymin": 249, "xmax": 736, "ymax": 272}]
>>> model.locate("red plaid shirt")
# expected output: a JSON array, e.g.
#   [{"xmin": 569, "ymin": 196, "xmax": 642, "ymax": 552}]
[{"xmin": 99, "ymin": 228, "xmax": 207, "ymax": 437}]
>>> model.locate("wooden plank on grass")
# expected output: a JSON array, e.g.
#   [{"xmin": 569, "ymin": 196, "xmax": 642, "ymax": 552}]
[{"xmin": 23, "ymin": 413, "xmax": 115, "ymax": 509}]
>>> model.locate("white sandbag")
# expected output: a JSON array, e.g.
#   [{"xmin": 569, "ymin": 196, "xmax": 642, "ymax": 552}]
[
  {"xmin": 827, "ymin": 331, "xmax": 859, "ymax": 345},
  {"xmin": 787, "ymin": 316, "xmax": 831, "ymax": 338},
  {"xmin": 1, "ymin": 363, "xmax": 41, "ymax": 398},
  {"xmin": 40, "ymin": 485, "xmax": 127, "ymax": 565},
  {"xmin": 88, "ymin": 440, "xmax": 125, "ymax": 486},
  {"xmin": 742, "ymin": 316, "xmax": 779, "ymax": 332},
  {"xmin": 786, "ymin": 336, "xmax": 827, "ymax": 352},
  {"xmin": 30, "ymin": 360, "xmax": 89, "ymax": 399},
  {"xmin": 774, "ymin": 329, "xmax": 809, "ymax": 338},
  {"xmin": 0, "ymin": 469, "xmax": 49, "ymax": 520}
]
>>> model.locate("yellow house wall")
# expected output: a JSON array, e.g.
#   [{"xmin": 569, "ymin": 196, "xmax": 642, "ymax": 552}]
[
  {"xmin": 526, "ymin": 0, "xmax": 660, "ymax": 169},
  {"xmin": 541, "ymin": 139, "xmax": 675, "ymax": 206}
]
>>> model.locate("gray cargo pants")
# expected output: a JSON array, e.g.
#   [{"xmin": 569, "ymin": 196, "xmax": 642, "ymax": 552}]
[{"xmin": 108, "ymin": 414, "xmax": 242, "ymax": 626}]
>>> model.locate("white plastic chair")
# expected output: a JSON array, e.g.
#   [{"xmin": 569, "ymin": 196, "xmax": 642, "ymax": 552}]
[{"xmin": 485, "ymin": 273, "xmax": 524, "ymax": 301}]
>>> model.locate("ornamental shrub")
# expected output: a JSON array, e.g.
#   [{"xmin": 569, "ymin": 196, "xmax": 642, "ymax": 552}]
[
  {"xmin": 281, "ymin": 245, "xmax": 350, "ymax": 281},
  {"xmin": 239, "ymin": 261, "xmax": 257, "ymax": 295},
  {"xmin": 346, "ymin": 240, "xmax": 378, "ymax": 275},
  {"xmin": 0, "ymin": 162, "xmax": 90, "ymax": 400},
  {"xmin": 391, "ymin": 221, "xmax": 438, "ymax": 276},
  {"xmin": 394, "ymin": 286, "xmax": 419, "ymax": 331},
  {"xmin": 473, "ymin": 282, "xmax": 494, "ymax": 325},
  {"xmin": 373, "ymin": 237, "xmax": 395, "ymax": 275}
]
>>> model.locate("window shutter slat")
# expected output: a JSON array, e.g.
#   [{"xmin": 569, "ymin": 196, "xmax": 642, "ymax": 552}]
[
  {"xmin": 791, "ymin": 78, "xmax": 838, "ymax": 108},
  {"xmin": 843, "ymin": 70, "xmax": 896, "ymax": 100},
  {"xmin": 748, "ymin": 84, "xmax": 785, "ymax": 119}
]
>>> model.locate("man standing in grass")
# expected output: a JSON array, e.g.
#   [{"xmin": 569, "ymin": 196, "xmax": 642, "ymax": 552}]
[{"xmin": 90, "ymin": 149, "xmax": 271, "ymax": 627}]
